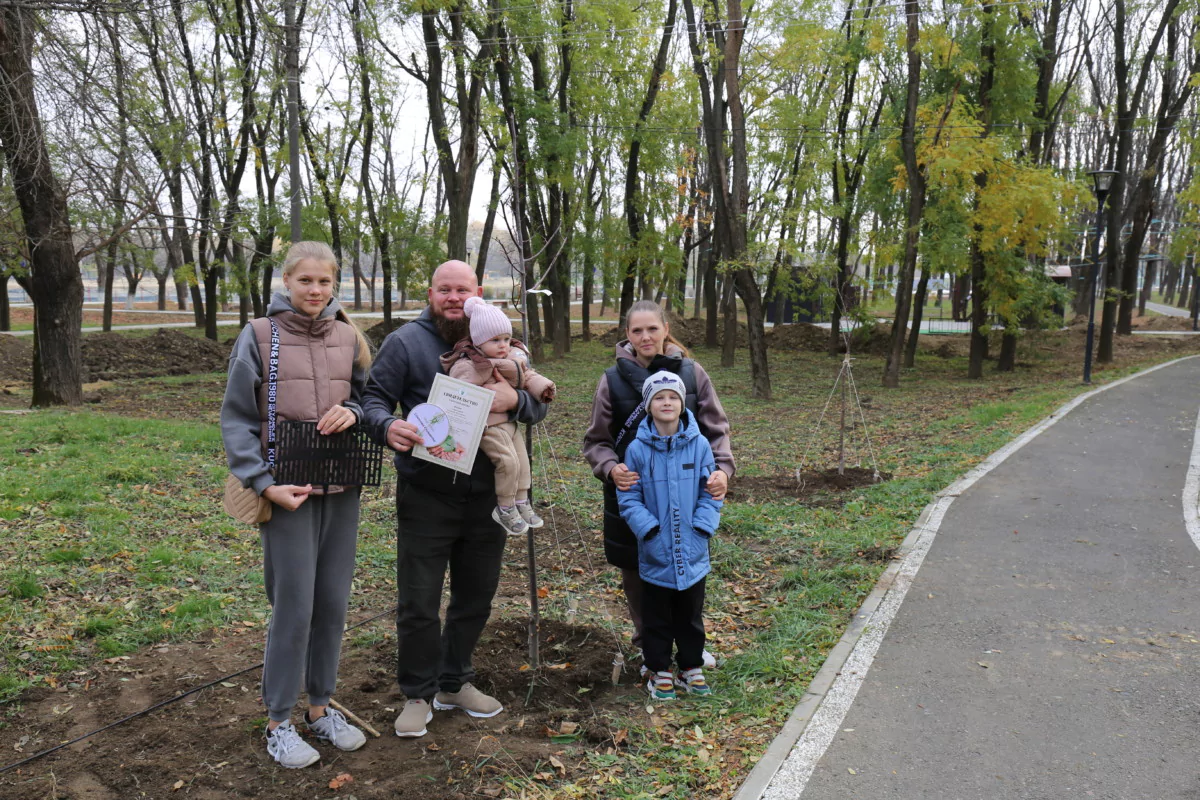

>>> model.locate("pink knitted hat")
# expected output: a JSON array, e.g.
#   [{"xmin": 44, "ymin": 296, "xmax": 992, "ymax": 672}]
[{"xmin": 463, "ymin": 296, "xmax": 512, "ymax": 346}]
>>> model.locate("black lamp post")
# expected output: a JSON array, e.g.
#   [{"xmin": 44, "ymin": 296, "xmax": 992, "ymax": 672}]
[{"xmin": 1084, "ymin": 169, "xmax": 1118, "ymax": 385}]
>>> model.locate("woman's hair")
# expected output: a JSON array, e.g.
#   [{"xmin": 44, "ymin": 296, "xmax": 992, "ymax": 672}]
[
  {"xmin": 281, "ymin": 241, "xmax": 373, "ymax": 370},
  {"xmin": 625, "ymin": 299, "xmax": 689, "ymax": 357}
]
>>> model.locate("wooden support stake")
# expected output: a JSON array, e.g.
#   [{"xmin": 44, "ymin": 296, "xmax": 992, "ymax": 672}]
[{"xmin": 329, "ymin": 698, "xmax": 381, "ymax": 738}]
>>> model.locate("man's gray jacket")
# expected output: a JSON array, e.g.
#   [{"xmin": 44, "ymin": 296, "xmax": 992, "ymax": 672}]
[{"xmin": 361, "ymin": 307, "xmax": 548, "ymax": 497}]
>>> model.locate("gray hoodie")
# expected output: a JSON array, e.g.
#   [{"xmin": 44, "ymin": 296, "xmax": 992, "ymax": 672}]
[{"xmin": 220, "ymin": 293, "xmax": 367, "ymax": 495}]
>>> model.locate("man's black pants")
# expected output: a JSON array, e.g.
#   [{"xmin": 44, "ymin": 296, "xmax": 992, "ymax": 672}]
[
  {"xmin": 395, "ymin": 479, "xmax": 507, "ymax": 699},
  {"xmin": 641, "ymin": 576, "xmax": 706, "ymax": 674}
]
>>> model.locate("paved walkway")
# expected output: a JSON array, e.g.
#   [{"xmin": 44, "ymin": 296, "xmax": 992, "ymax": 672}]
[
  {"xmin": 1145, "ymin": 301, "xmax": 1192, "ymax": 318},
  {"xmin": 740, "ymin": 355, "xmax": 1200, "ymax": 799}
]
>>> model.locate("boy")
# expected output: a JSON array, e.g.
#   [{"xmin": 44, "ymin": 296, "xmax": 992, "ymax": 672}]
[
  {"xmin": 617, "ymin": 371, "xmax": 723, "ymax": 699},
  {"xmin": 440, "ymin": 295, "xmax": 555, "ymax": 535}
]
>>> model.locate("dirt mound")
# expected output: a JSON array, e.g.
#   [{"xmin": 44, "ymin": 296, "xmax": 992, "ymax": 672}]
[
  {"xmin": 598, "ymin": 310, "xmax": 748, "ymax": 349},
  {"xmin": 0, "ymin": 334, "xmax": 32, "ymax": 384},
  {"xmin": 364, "ymin": 318, "xmax": 407, "ymax": 348},
  {"xmin": 669, "ymin": 312, "xmax": 748, "ymax": 348},
  {"xmin": 846, "ymin": 322, "xmax": 896, "ymax": 356},
  {"xmin": 598, "ymin": 325, "xmax": 624, "ymax": 346},
  {"xmin": 727, "ymin": 466, "xmax": 892, "ymax": 507},
  {"xmin": 766, "ymin": 323, "xmax": 829, "ymax": 352},
  {"xmin": 5, "ymin": 330, "xmax": 228, "ymax": 385},
  {"xmin": 765, "ymin": 322, "xmax": 894, "ymax": 355},
  {"xmin": 81, "ymin": 329, "xmax": 228, "ymax": 382},
  {"xmin": 1133, "ymin": 313, "xmax": 1194, "ymax": 331}
]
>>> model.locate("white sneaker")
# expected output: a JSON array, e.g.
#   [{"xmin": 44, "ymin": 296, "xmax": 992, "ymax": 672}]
[
  {"xmin": 492, "ymin": 505, "xmax": 529, "ymax": 535},
  {"xmin": 306, "ymin": 707, "xmax": 366, "ymax": 751},
  {"xmin": 266, "ymin": 720, "xmax": 320, "ymax": 768},
  {"xmin": 702, "ymin": 650, "xmax": 717, "ymax": 669}
]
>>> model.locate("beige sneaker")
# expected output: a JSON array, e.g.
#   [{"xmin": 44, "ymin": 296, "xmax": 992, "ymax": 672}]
[
  {"xmin": 394, "ymin": 698, "xmax": 432, "ymax": 738},
  {"xmin": 433, "ymin": 683, "xmax": 504, "ymax": 718}
]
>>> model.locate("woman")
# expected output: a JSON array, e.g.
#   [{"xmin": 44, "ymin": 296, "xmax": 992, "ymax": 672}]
[
  {"xmin": 221, "ymin": 241, "xmax": 373, "ymax": 768},
  {"xmin": 583, "ymin": 300, "xmax": 734, "ymax": 672}
]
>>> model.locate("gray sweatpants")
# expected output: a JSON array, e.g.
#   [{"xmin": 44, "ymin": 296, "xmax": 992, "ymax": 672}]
[{"xmin": 259, "ymin": 489, "xmax": 359, "ymax": 722}]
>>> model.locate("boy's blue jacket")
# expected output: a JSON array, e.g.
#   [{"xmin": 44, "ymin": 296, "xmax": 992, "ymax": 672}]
[{"xmin": 617, "ymin": 408, "xmax": 723, "ymax": 590}]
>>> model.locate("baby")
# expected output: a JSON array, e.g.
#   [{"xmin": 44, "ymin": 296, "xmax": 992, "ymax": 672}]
[{"xmin": 440, "ymin": 296, "xmax": 556, "ymax": 535}]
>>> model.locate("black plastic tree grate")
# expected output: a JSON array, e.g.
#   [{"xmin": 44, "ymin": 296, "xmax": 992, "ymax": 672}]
[{"xmin": 274, "ymin": 421, "xmax": 385, "ymax": 487}]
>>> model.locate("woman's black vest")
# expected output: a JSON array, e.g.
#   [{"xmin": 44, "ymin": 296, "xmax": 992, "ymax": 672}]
[{"xmin": 601, "ymin": 350, "xmax": 699, "ymax": 569}]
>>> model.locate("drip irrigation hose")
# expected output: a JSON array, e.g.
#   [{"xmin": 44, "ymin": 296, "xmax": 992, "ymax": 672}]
[{"xmin": 0, "ymin": 605, "xmax": 397, "ymax": 776}]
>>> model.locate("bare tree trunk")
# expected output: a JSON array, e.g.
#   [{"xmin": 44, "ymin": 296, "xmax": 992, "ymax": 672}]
[
  {"xmin": 720, "ymin": 278, "xmax": 735, "ymax": 367},
  {"xmin": 476, "ymin": 153, "xmax": 503, "ymax": 285},
  {"xmin": 997, "ymin": 331, "xmax": 1017, "ymax": 371},
  {"xmin": 0, "ymin": 272, "xmax": 9, "ymax": 331},
  {"xmin": 156, "ymin": 270, "xmax": 168, "ymax": 311},
  {"xmin": 968, "ymin": 3, "xmax": 996, "ymax": 379},
  {"xmin": 883, "ymin": 0, "xmax": 924, "ymax": 388},
  {"xmin": 904, "ymin": 269, "xmax": 929, "ymax": 366},
  {"xmin": 100, "ymin": 250, "xmax": 116, "ymax": 332},
  {"xmin": 619, "ymin": 0, "xmax": 677, "ymax": 323},
  {"xmin": 0, "ymin": 8, "xmax": 82, "ymax": 405},
  {"xmin": 1138, "ymin": 258, "xmax": 1157, "ymax": 317}
]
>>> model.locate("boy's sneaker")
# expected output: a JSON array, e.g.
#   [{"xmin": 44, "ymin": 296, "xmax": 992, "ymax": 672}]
[
  {"xmin": 434, "ymin": 683, "xmax": 504, "ymax": 718},
  {"xmin": 492, "ymin": 505, "xmax": 529, "ymax": 536},
  {"xmin": 516, "ymin": 501, "xmax": 544, "ymax": 529},
  {"xmin": 394, "ymin": 698, "xmax": 433, "ymax": 738},
  {"xmin": 646, "ymin": 670, "xmax": 676, "ymax": 701},
  {"xmin": 265, "ymin": 720, "xmax": 320, "ymax": 768},
  {"xmin": 675, "ymin": 667, "xmax": 712, "ymax": 696},
  {"xmin": 305, "ymin": 707, "xmax": 366, "ymax": 751}
]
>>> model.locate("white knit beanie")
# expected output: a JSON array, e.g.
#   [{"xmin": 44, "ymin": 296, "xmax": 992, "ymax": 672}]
[
  {"xmin": 463, "ymin": 296, "xmax": 512, "ymax": 346},
  {"xmin": 642, "ymin": 370, "xmax": 686, "ymax": 407}
]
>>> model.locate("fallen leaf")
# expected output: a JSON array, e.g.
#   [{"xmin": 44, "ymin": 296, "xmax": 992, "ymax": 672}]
[
  {"xmin": 172, "ymin": 780, "xmax": 184, "ymax": 791},
  {"xmin": 558, "ymin": 721, "xmax": 579, "ymax": 735},
  {"xmin": 537, "ymin": 587, "xmax": 550, "ymax": 598},
  {"xmin": 328, "ymin": 772, "xmax": 354, "ymax": 790},
  {"xmin": 546, "ymin": 662, "xmax": 571, "ymax": 670},
  {"xmin": 549, "ymin": 755, "xmax": 566, "ymax": 775},
  {"xmin": 848, "ymin": 767, "xmax": 857, "ymax": 775}
]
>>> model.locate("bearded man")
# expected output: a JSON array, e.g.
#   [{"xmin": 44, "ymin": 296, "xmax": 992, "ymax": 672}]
[{"xmin": 362, "ymin": 260, "xmax": 548, "ymax": 738}]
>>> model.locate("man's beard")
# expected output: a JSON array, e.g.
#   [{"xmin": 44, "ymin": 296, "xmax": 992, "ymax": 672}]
[{"xmin": 434, "ymin": 313, "xmax": 469, "ymax": 345}]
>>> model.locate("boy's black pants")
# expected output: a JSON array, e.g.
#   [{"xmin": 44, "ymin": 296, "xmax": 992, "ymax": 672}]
[{"xmin": 641, "ymin": 576, "xmax": 706, "ymax": 673}]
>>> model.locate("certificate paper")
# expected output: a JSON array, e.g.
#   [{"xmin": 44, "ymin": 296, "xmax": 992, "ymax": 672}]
[{"xmin": 413, "ymin": 374, "xmax": 495, "ymax": 474}]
